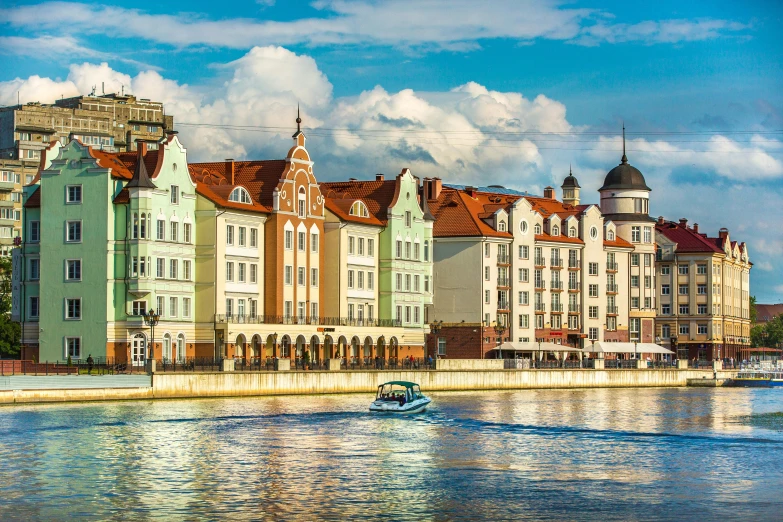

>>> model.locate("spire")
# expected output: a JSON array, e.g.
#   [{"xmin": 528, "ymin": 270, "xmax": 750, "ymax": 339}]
[
  {"xmin": 621, "ymin": 122, "xmax": 627, "ymax": 164},
  {"xmin": 292, "ymin": 104, "xmax": 303, "ymax": 138},
  {"xmin": 569, "ymin": 163, "xmax": 572, "ymax": 175},
  {"xmin": 125, "ymin": 144, "xmax": 156, "ymax": 189}
]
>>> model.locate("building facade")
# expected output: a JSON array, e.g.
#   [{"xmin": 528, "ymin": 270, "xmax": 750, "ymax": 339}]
[{"xmin": 655, "ymin": 218, "xmax": 751, "ymax": 360}]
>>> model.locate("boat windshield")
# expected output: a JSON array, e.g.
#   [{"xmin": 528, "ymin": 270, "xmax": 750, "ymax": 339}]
[{"xmin": 376, "ymin": 383, "xmax": 420, "ymax": 401}]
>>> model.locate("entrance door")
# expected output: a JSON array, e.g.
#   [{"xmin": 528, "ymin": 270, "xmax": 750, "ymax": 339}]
[{"xmin": 132, "ymin": 334, "xmax": 146, "ymax": 366}]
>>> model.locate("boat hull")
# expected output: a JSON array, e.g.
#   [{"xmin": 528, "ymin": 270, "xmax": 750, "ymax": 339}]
[
  {"xmin": 369, "ymin": 397, "xmax": 431, "ymax": 414},
  {"xmin": 732, "ymin": 378, "xmax": 783, "ymax": 388}
]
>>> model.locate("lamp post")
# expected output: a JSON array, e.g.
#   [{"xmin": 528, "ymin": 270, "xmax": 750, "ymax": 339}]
[
  {"xmin": 143, "ymin": 308, "xmax": 160, "ymax": 373},
  {"xmin": 430, "ymin": 320, "xmax": 443, "ymax": 359},
  {"xmin": 273, "ymin": 332, "xmax": 278, "ymax": 359},
  {"xmin": 494, "ymin": 320, "xmax": 506, "ymax": 359},
  {"xmin": 634, "ymin": 340, "xmax": 638, "ymax": 361}
]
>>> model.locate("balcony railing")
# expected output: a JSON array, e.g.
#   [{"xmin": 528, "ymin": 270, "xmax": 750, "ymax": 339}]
[
  {"xmin": 606, "ymin": 306, "xmax": 619, "ymax": 315},
  {"xmin": 606, "ymin": 284, "xmax": 618, "ymax": 293},
  {"xmin": 497, "ymin": 277, "xmax": 510, "ymax": 287},
  {"xmin": 535, "ymin": 303, "xmax": 546, "ymax": 313},
  {"xmin": 214, "ymin": 314, "xmax": 402, "ymax": 328},
  {"xmin": 550, "ymin": 280, "xmax": 563, "ymax": 291},
  {"xmin": 497, "ymin": 302, "xmax": 510, "ymax": 311},
  {"xmin": 535, "ymin": 280, "xmax": 546, "ymax": 290},
  {"xmin": 606, "ymin": 262, "xmax": 618, "ymax": 271},
  {"xmin": 550, "ymin": 258, "xmax": 563, "ymax": 269},
  {"xmin": 550, "ymin": 303, "xmax": 564, "ymax": 313},
  {"xmin": 568, "ymin": 282, "xmax": 580, "ymax": 291},
  {"xmin": 534, "ymin": 257, "xmax": 546, "ymax": 267},
  {"xmin": 568, "ymin": 304, "xmax": 580, "ymax": 313},
  {"xmin": 568, "ymin": 259, "xmax": 580, "ymax": 269},
  {"xmin": 497, "ymin": 253, "xmax": 510, "ymax": 265}
]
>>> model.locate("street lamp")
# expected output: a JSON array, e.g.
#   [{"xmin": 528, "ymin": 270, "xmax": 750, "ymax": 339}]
[
  {"xmin": 273, "ymin": 332, "xmax": 278, "ymax": 359},
  {"xmin": 143, "ymin": 308, "xmax": 160, "ymax": 373}
]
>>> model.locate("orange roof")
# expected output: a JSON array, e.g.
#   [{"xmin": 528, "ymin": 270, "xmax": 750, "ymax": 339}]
[
  {"xmin": 603, "ymin": 237, "xmax": 634, "ymax": 249},
  {"xmin": 534, "ymin": 233, "xmax": 584, "ymax": 245},
  {"xmin": 428, "ymin": 188, "xmax": 518, "ymax": 238},
  {"xmin": 320, "ymin": 179, "xmax": 400, "ymax": 225},
  {"xmin": 188, "ymin": 160, "xmax": 289, "ymax": 213},
  {"xmin": 323, "ymin": 198, "xmax": 384, "ymax": 226},
  {"xmin": 525, "ymin": 196, "xmax": 582, "ymax": 220}
]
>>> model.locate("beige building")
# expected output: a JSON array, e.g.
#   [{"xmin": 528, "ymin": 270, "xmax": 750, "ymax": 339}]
[{"xmin": 655, "ymin": 218, "xmax": 751, "ymax": 361}]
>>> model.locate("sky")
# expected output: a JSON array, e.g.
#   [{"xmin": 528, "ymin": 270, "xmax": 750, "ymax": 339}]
[{"xmin": 1, "ymin": 0, "xmax": 781, "ymax": 302}]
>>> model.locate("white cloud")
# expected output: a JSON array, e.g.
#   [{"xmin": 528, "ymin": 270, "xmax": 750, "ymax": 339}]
[
  {"xmin": 0, "ymin": 35, "xmax": 101, "ymax": 58},
  {"xmin": 0, "ymin": 1, "xmax": 750, "ymax": 51}
]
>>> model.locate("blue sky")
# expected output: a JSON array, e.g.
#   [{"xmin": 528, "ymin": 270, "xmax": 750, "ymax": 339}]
[{"xmin": 1, "ymin": 0, "xmax": 781, "ymax": 301}]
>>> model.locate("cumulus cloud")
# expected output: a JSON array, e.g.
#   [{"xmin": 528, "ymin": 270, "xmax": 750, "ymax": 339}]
[{"xmin": 0, "ymin": 1, "xmax": 750, "ymax": 51}]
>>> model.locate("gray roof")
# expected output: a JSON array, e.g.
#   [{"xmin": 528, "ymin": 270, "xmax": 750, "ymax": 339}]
[
  {"xmin": 599, "ymin": 154, "xmax": 651, "ymax": 192},
  {"xmin": 125, "ymin": 152, "xmax": 157, "ymax": 189}
]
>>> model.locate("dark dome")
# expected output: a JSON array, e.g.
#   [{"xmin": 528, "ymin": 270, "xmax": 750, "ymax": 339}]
[
  {"xmin": 599, "ymin": 154, "xmax": 651, "ymax": 191},
  {"xmin": 561, "ymin": 174, "xmax": 580, "ymax": 189}
]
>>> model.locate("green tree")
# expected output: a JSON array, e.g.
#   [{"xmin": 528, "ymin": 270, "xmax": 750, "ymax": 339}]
[
  {"xmin": 751, "ymin": 314, "xmax": 783, "ymax": 348},
  {"xmin": 0, "ymin": 256, "xmax": 20, "ymax": 358},
  {"xmin": 750, "ymin": 296, "xmax": 757, "ymax": 324}
]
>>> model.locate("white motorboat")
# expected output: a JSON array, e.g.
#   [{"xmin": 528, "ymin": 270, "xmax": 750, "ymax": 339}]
[{"xmin": 369, "ymin": 381, "xmax": 431, "ymax": 413}]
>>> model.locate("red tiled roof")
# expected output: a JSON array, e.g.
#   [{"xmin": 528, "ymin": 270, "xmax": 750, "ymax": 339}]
[
  {"xmin": 534, "ymin": 233, "xmax": 584, "ymax": 245},
  {"xmin": 525, "ymin": 196, "xmax": 582, "ymax": 220},
  {"xmin": 114, "ymin": 150, "xmax": 159, "ymax": 180},
  {"xmin": 320, "ymin": 179, "xmax": 399, "ymax": 225},
  {"xmin": 604, "ymin": 237, "xmax": 634, "ymax": 249},
  {"xmin": 323, "ymin": 198, "xmax": 384, "ymax": 226},
  {"xmin": 24, "ymin": 186, "xmax": 40, "ymax": 208},
  {"xmin": 113, "ymin": 188, "xmax": 129, "ymax": 204},
  {"xmin": 428, "ymin": 188, "xmax": 518, "ymax": 238},
  {"xmin": 756, "ymin": 304, "xmax": 783, "ymax": 323},
  {"xmin": 656, "ymin": 221, "xmax": 723, "ymax": 254},
  {"xmin": 188, "ymin": 160, "xmax": 287, "ymax": 212}
]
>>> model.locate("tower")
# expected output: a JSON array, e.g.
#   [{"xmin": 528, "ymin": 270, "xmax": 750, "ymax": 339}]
[{"xmin": 561, "ymin": 165, "xmax": 581, "ymax": 206}]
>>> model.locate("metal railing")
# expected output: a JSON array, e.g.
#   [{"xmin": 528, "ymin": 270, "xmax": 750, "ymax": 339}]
[
  {"xmin": 535, "ymin": 303, "xmax": 546, "ymax": 312},
  {"xmin": 497, "ymin": 302, "xmax": 510, "ymax": 311},
  {"xmin": 550, "ymin": 280, "xmax": 563, "ymax": 290},
  {"xmin": 550, "ymin": 258, "xmax": 563, "ymax": 268},
  {"xmin": 568, "ymin": 304, "xmax": 580, "ymax": 313},
  {"xmin": 497, "ymin": 253, "xmax": 510, "ymax": 264},
  {"xmin": 568, "ymin": 259, "xmax": 580, "ymax": 269},
  {"xmin": 215, "ymin": 314, "xmax": 402, "ymax": 328},
  {"xmin": 604, "ymin": 359, "xmax": 637, "ymax": 369},
  {"xmin": 606, "ymin": 284, "xmax": 618, "ymax": 293},
  {"xmin": 497, "ymin": 277, "xmax": 510, "ymax": 287},
  {"xmin": 606, "ymin": 261, "xmax": 619, "ymax": 271},
  {"xmin": 568, "ymin": 282, "xmax": 580, "ymax": 291},
  {"xmin": 606, "ymin": 306, "xmax": 618, "ymax": 315},
  {"xmin": 534, "ymin": 257, "xmax": 546, "ymax": 267},
  {"xmin": 535, "ymin": 280, "xmax": 546, "ymax": 290},
  {"xmin": 550, "ymin": 303, "xmax": 564, "ymax": 312}
]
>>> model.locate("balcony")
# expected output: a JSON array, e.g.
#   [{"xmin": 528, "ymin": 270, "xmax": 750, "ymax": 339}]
[
  {"xmin": 606, "ymin": 262, "xmax": 618, "ymax": 272},
  {"xmin": 606, "ymin": 284, "xmax": 618, "ymax": 294},
  {"xmin": 534, "ymin": 257, "xmax": 546, "ymax": 268},
  {"xmin": 568, "ymin": 283, "xmax": 580, "ymax": 292},
  {"xmin": 0, "ymin": 199, "xmax": 16, "ymax": 208},
  {"xmin": 497, "ymin": 301, "xmax": 510, "ymax": 312},
  {"xmin": 497, "ymin": 277, "xmax": 510, "ymax": 288},
  {"xmin": 550, "ymin": 303, "xmax": 564, "ymax": 313},
  {"xmin": 535, "ymin": 280, "xmax": 546, "ymax": 290},
  {"xmin": 535, "ymin": 303, "xmax": 546, "ymax": 313},
  {"xmin": 550, "ymin": 280, "xmax": 563, "ymax": 291},
  {"xmin": 497, "ymin": 253, "xmax": 510, "ymax": 265},
  {"xmin": 550, "ymin": 258, "xmax": 563, "ymax": 269},
  {"xmin": 0, "ymin": 180, "xmax": 16, "ymax": 191},
  {"xmin": 568, "ymin": 260, "xmax": 580, "ymax": 270},
  {"xmin": 607, "ymin": 306, "xmax": 619, "ymax": 315},
  {"xmin": 568, "ymin": 304, "xmax": 580, "ymax": 314},
  {"xmin": 214, "ymin": 314, "xmax": 402, "ymax": 328}
]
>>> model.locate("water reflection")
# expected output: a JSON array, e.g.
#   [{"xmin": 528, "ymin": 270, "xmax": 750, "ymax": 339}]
[{"xmin": 0, "ymin": 388, "xmax": 781, "ymax": 521}]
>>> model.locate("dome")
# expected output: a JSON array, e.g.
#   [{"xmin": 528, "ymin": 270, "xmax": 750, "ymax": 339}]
[
  {"xmin": 561, "ymin": 168, "xmax": 580, "ymax": 189},
  {"xmin": 599, "ymin": 154, "xmax": 651, "ymax": 192}
]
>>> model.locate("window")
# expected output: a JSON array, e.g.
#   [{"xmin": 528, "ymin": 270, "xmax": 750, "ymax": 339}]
[
  {"xmin": 29, "ymin": 296, "xmax": 39, "ymax": 318},
  {"xmin": 170, "ymin": 221, "xmax": 178, "ymax": 242},
  {"xmin": 183, "ymin": 260, "xmax": 191, "ymax": 281},
  {"xmin": 589, "ymin": 306, "xmax": 598, "ymax": 319},
  {"xmin": 414, "ymin": 275, "xmax": 420, "ymax": 292},
  {"xmin": 285, "ymin": 265, "xmax": 293, "ymax": 285},
  {"xmin": 298, "ymin": 188, "xmax": 306, "ymax": 218},
  {"xmin": 156, "ymin": 258, "xmax": 165, "ymax": 278},
  {"xmin": 238, "ymin": 227, "xmax": 246, "ymax": 247},
  {"xmin": 311, "ymin": 268, "xmax": 318, "ymax": 286},
  {"xmin": 29, "ymin": 258, "xmax": 40, "ymax": 280},
  {"xmin": 225, "ymin": 299, "xmax": 232, "ymax": 318},
  {"xmin": 424, "ymin": 275, "xmax": 429, "ymax": 293},
  {"xmin": 66, "ymin": 185, "xmax": 82, "ymax": 204},
  {"xmin": 183, "ymin": 298, "xmax": 191, "ymax": 318},
  {"xmin": 348, "ymin": 236, "xmax": 355, "ymax": 254},
  {"xmin": 519, "ymin": 268, "xmax": 529, "ymax": 283},
  {"xmin": 589, "ymin": 284, "xmax": 598, "ymax": 297},
  {"xmin": 368, "ymin": 238, "xmax": 374, "ymax": 257},
  {"xmin": 29, "ymin": 220, "xmax": 40, "ymax": 242},
  {"xmin": 66, "ymin": 221, "xmax": 82, "ymax": 242},
  {"xmin": 631, "ymin": 276, "xmax": 639, "ymax": 288},
  {"xmin": 226, "ymin": 225, "xmax": 235, "ymax": 246},
  {"xmin": 697, "ymin": 284, "xmax": 707, "ymax": 295},
  {"xmin": 698, "ymin": 304, "xmax": 707, "ymax": 314},
  {"xmin": 644, "ymin": 254, "xmax": 651, "ymax": 267},
  {"xmin": 284, "ymin": 301, "xmax": 293, "ymax": 318},
  {"xmin": 485, "ymin": 290, "xmax": 490, "ymax": 304},
  {"xmin": 368, "ymin": 272, "xmax": 374, "ymax": 290},
  {"xmin": 414, "ymin": 306, "xmax": 420, "ymax": 324},
  {"xmin": 405, "ymin": 241, "xmax": 411, "ymax": 259},
  {"xmin": 519, "ymin": 314, "xmax": 529, "ymax": 328},
  {"xmin": 298, "ymin": 231, "xmax": 306, "ymax": 251},
  {"xmin": 697, "ymin": 264, "xmax": 707, "ymax": 275},
  {"xmin": 644, "ymin": 275, "xmax": 651, "ymax": 288},
  {"xmin": 679, "ymin": 305, "xmax": 689, "ymax": 315},
  {"xmin": 65, "ymin": 298, "xmax": 81, "ymax": 320},
  {"xmin": 589, "ymin": 262, "xmax": 598, "ymax": 276},
  {"xmin": 183, "ymin": 223, "xmax": 192, "ymax": 243},
  {"xmin": 424, "ymin": 241, "xmax": 429, "ymax": 261},
  {"xmin": 310, "ymin": 302, "xmax": 318, "ymax": 320},
  {"xmin": 170, "ymin": 185, "xmax": 179, "ymax": 205},
  {"xmin": 588, "ymin": 328, "xmax": 599, "ymax": 341},
  {"xmin": 631, "ymin": 226, "xmax": 641, "ymax": 243},
  {"xmin": 405, "ymin": 211, "xmax": 412, "ymax": 227},
  {"xmin": 484, "ymin": 266, "xmax": 490, "ymax": 280},
  {"xmin": 396, "ymin": 306, "xmax": 402, "ymax": 324},
  {"xmin": 519, "ymin": 291, "xmax": 529, "ymax": 305},
  {"xmin": 631, "ymin": 297, "xmax": 639, "ymax": 309},
  {"xmin": 414, "ymin": 242, "xmax": 420, "ymax": 260},
  {"xmin": 250, "ymin": 229, "xmax": 258, "ymax": 248},
  {"xmin": 661, "ymin": 284, "xmax": 670, "ymax": 295},
  {"xmin": 66, "ymin": 259, "xmax": 81, "ymax": 281},
  {"xmin": 661, "ymin": 325, "xmax": 671, "ymax": 338},
  {"xmin": 643, "ymin": 227, "xmax": 652, "ymax": 243},
  {"xmin": 285, "ymin": 230, "xmax": 293, "ymax": 250},
  {"xmin": 661, "ymin": 265, "xmax": 670, "ymax": 275},
  {"xmin": 169, "ymin": 259, "xmax": 178, "ymax": 279},
  {"xmin": 405, "ymin": 306, "xmax": 411, "ymax": 323},
  {"xmin": 405, "ymin": 274, "xmax": 411, "ymax": 291},
  {"xmin": 679, "ymin": 284, "xmax": 688, "ymax": 295},
  {"xmin": 225, "ymin": 262, "xmax": 235, "ymax": 282},
  {"xmin": 396, "ymin": 273, "xmax": 402, "ymax": 291},
  {"xmin": 679, "ymin": 265, "xmax": 689, "ymax": 275},
  {"xmin": 498, "ymin": 221, "xmax": 506, "ymax": 232},
  {"xmin": 65, "ymin": 337, "xmax": 81, "ymax": 359},
  {"xmin": 698, "ymin": 324, "xmax": 708, "ymax": 334},
  {"xmin": 157, "ymin": 219, "xmax": 165, "ymax": 240},
  {"xmin": 358, "ymin": 237, "xmax": 365, "ymax": 256},
  {"xmin": 348, "ymin": 270, "xmax": 355, "ymax": 288},
  {"xmin": 250, "ymin": 264, "xmax": 258, "ymax": 283},
  {"xmin": 679, "ymin": 324, "xmax": 689, "ymax": 335},
  {"xmin": 349, "ymin": 201, "xmax": 369, "ymax": 217},
  {"xmin": 662, "ymin": 305, "xmax": 671, "ymax": 315},
  {"xmin": 519, "ymin": 245, "xmax": 529, "ymax": 259},
  {"xmin": 298, "ymin": 267, "xmax": 305, "ymax": 286},
  {"xmin": 396, "ymin": 240, "xmax": 402, "ymax": 258},
  {"xmin": 437, "ymin": 337, "xmax": 446, "ymax": 356},
  {"xmin": 169, "ymin": 297, "xmax": 178, "ymax": 318},
  {"xmin": 229, "ymin": 187, "xmax": 252, "ymax": 203},
  {"xmin": 644, "ymin": 297, "xmax": 651, "ymax": 309},
  {"xmin": 631, "ymin": 254, "xmax": 639, "ymax": 266},
  {"xmin": 238, "ymin": 263, "xmax": 246, "ymax": 283}
]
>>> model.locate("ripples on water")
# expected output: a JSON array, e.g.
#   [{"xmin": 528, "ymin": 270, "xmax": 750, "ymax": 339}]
[{"xmin": 1, "ymin": 388, "xmax": 782, "ymax": 521}]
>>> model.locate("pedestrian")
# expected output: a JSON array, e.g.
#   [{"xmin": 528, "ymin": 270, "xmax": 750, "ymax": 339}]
[
  {"xmin": 303, "ymin": 349, "xmax": 310, "ymax": 370},
  {"xmin": 86, "ymin": 354, "xmax": 94, "ymax": 375}
]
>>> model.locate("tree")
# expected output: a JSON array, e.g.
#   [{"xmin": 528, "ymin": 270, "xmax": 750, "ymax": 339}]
[
  {"xmin": 750, "ymin": 296, "xmax": 757, "ymax": 324},
  {"xmin": 751, "ymin": 314, "xmax": 783, "ymax": 348},
  {"xmin": 0, "ymin": 256, "xmax": 20, "ymax": 359}
]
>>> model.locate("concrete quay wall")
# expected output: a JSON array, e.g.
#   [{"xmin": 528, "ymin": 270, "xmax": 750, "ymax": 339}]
[{"xmin": 0, "ymin": 369, "xmax": 738, "ymax": 404}]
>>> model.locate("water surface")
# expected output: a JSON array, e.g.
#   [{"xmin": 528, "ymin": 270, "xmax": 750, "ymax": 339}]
[{"xmin": 1, "ymin": 388, "xmax": 781, "ymax": 521}]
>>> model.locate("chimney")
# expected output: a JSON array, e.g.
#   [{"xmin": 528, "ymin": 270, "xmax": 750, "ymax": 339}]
[
  {"xmin": 719, "ymin": 227, "xmax": 729, "ymax": 239},
  {"xmin": 432, "ymin": 177, "xmax": 442, "ymax": 201},
  {"xmin": 692, "ymin": 223, "xmax": 699, "ymax": 233},
  {"xmin": 543, "ymin": 186, "xmax": 555, "ymax": 199},
  {"xmin": 679, "ymin": 218, "xmax": 688, "ymax": 228},
  {"xmin": 657, "ymin": 216, "xmax": 665, "ymax": 225},
  {"xmin": 139, "ymin": 140, "xmax": 148, "ymax": 156},
  {"xmin": 376, "ymin": 173, "xmax": 384, "ymax": 181},
  {"xmin": 465, "ymin": 185, "xmax": 477, "ymax": 197},
  {"xmin": 225, "ymin": 159, "xmax": 235, "ymax": 184}
]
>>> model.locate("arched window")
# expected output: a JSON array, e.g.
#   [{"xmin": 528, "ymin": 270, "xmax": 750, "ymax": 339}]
[
  {"xmin": 177, "ymin": 334, "xmax": 185, "ymax": 362},
  {"xmin": 424, "ymin": 241, "xmax": 429, "ymax": 262},
  {"xmin": 608, "ymin": 230, "xmax": 615, "ymax": 241},
  {"xmin": 132, "ymin": 213, "xmax": 139, "ymax": 239},
  {"xmin": 498, "ymin": 221, "xmax": 506, "ymax": 232},
  {"xmin": 298, "ymin": 187, "xmax": 307, "ymax": 218},
  {"xmin": 534, "ymin": 224, "xmax": 541, "ymax": 235},
  {"xmin": 569, "ymin": 227, "xmax": 576, "ymax": 237},
  {"xmin": 163, "ymin": 333, "xmax": 172, "ymax": 361},
  {"xmin": 140, "ymin": 214, "xmax": 147, "ymax": 239},
  {"xmin": 229, "ymin": 187, "xmax": 252, "ymax": 204},
  {"xmin": 552, "ymin": 225, "xmax": 559, "ymax": 236},
  {"xmin": 349, "ymin": 201, "xmax": 369, "ymax": 217}
]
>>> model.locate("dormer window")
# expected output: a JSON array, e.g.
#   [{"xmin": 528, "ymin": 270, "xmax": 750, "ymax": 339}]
[
  {"xmin": 569, "ymin": 227, "xmax": 576, "ymax": 238},
  {"xmin": 229, "ymin": 187, "xmax": 252, "ymax": 204},
  {"xmin": 498, "ymin": 221, "xmax": 506, "ymax": 232},
  {"xmin": 552, "ymin": 225, "xmax": 559, "ymax": 236},
  {"xmin": 534, "ymin": 224, "xmax": 541, "ymax": 235},
  {"xmin": 349, "ymin": 201, "xmax": 369, "ymax": 217},
  {"xmin": 608, "ymin": 230, "xmax": 615, "ymax": 241}
]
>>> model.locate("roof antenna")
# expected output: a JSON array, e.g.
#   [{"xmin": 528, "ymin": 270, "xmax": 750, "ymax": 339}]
[
  {"xmin": 621, "ymin": 122, "xmax": 627, "ymax": 164},
  {"xmin": 296, "ymin": 104, "xmax": 302, "ymax": 133}
]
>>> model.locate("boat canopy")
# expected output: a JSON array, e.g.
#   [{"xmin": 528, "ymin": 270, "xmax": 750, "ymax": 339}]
[
  {"xmin": 588, "ymin": 342, "xmax": 674, "ymax": 355},
  {"xmin": 378, "ymin": 381, "xmax": 419, "ymax": 388}
]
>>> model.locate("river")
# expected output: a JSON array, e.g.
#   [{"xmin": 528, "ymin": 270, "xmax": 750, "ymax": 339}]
[{"xmin": 0, "ymin": 387, "xmax": 781, "ymax": 521}]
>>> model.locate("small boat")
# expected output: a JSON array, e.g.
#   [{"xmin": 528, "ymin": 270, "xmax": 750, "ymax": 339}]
[
  {"xmin": 732, "ymin": 369, "xmax": 783, "ymax": 388},
  {"xmin": 369, "ymin": 381, "xmax": 431, "ymax": 413}
]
